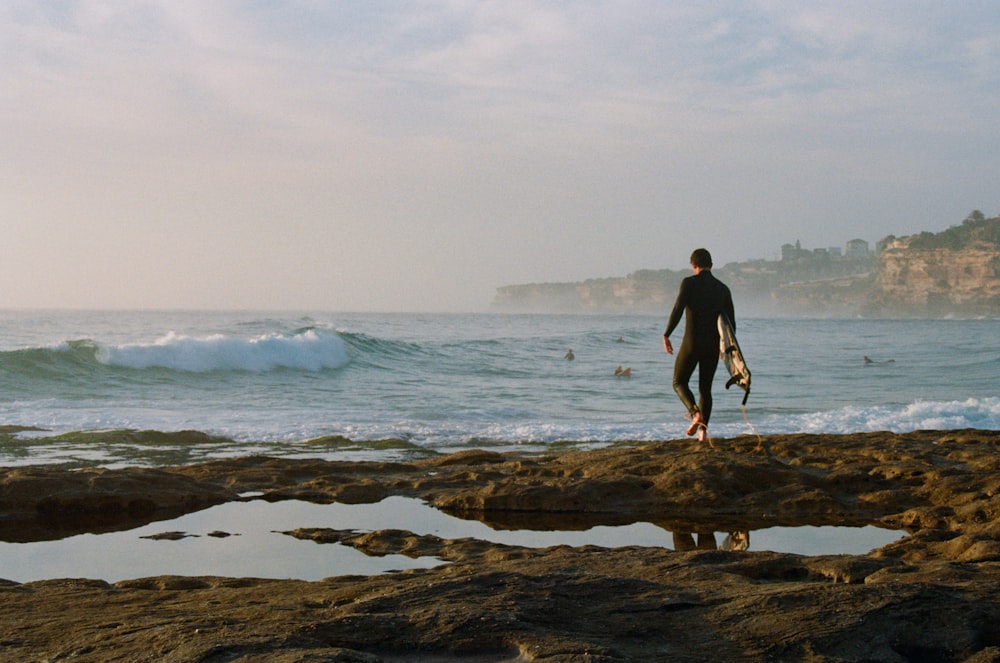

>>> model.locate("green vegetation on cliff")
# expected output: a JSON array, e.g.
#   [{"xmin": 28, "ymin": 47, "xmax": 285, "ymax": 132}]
[{"xmin": 893, "ymin": 210, "xmax": 1000, "ymax": 250}]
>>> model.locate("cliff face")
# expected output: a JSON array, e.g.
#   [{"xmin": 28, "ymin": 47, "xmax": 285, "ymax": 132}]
[
  {"xmin": 492, "ymin": 266, "xmax": 873, "ymax": 317},
  {"xmin": 865, "ymin": 242, "xmax": 1000, "ymax": 316},
  {"xmin": 492, "ymin": 215, "xmax": 1000, "ymax": 318},
  {"xmin": 493, "ymin": 271, "xmax": 682, "ymax": 314}
]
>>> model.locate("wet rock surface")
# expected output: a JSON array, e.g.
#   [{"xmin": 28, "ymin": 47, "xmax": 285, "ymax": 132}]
[{"xmin": 3, "ymin": 430, "xmax": 1000, "ymax": 661}]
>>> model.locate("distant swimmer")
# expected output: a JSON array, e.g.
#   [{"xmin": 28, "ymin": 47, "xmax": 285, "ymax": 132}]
[
  {"xmin": 617, "ymin": 336, "xmax": 625, "ymax": 343},
  {"xmin": 614, "ymin": 365, "xmax": 632, "ymax": 377},
  {"xmin": 864, "ymin": 355, "xmax": 895, "ymax": 365},
  {"xmin": 565, "ymin": 349, "xmax": 575, "ymax": 361}
]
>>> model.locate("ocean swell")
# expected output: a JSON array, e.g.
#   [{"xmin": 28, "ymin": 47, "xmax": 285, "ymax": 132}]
[{"xmin": 96, "ymin": 330, "xmax": 349, "ymax": 373}]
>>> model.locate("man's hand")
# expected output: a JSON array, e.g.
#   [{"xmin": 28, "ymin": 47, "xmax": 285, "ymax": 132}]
[{"xmin": 663, "ymin": 336, "xmax": 673, "ymax": 355}]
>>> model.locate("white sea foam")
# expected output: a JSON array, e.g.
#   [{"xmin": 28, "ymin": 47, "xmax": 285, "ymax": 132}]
[
  {"xmin": 772, "ymin": 397, "xmax": 1000, "ymax": 435},
  {"xmin": 96, "ymin": 330, "xmax": 349, "ymax": 372}
]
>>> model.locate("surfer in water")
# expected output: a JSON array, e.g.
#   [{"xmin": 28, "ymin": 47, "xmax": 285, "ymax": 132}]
[{"xmin": 662, "ymin": 248, "xmax": 735, "ymax": 445}]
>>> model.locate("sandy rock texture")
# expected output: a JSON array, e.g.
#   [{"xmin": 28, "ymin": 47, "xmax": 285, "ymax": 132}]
[{"xmin": 3, "ymin": 430, "xmax": 1000, "ymax": 662}]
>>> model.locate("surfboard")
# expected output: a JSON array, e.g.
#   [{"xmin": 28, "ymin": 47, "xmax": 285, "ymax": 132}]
[{"xmin": 718, "ymin": 313, "xmax": 751, "ymax": 405}]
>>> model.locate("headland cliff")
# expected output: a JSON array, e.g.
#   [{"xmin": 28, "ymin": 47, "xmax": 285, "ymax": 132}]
[{"xmin": 493, "ymin": 211, "xmax": 1000, "ymax": 318}]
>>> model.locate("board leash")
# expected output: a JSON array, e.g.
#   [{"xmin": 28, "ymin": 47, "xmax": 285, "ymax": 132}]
[
  {"xmin": 700, "ymin": 409, "xmax": 761, "ymax": 453},
  {"xmin": 741, "ymin": 403, "xmax": 765, "ymax": 453},
  {"xmin": 701, "ymin": 422, "xmax": 715, "ymax": 450}
]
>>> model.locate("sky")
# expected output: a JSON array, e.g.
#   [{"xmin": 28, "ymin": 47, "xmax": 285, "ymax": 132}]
[{"xmin": 2, "ymin": 1, "xmax": 998, "ymax": 312}]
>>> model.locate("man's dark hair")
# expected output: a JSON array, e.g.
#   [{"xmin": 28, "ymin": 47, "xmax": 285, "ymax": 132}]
[{"xmin": 690, "ymin": 248, "xmax": 713, "ymax": 269}]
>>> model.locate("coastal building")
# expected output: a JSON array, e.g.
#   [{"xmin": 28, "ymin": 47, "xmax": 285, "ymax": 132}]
[
  {"xmin": 783, "ymin": 240, "xmax": 861, "ymax": 263},
  {"xmin": 781, "ymin": 241, "xmax": 806, "ymax": 262},
  {"xmin": 845, "ymin": 239, "xmax": 870, "ymax": 258}
]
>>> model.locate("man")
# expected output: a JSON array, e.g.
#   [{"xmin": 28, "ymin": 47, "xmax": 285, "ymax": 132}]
[{"xmin": 662, "ymin": 248, "xmax": 735, "ymax": 443}]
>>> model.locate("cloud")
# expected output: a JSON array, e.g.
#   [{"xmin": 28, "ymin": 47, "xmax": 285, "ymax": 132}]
[{"xmin": 2, "ymin": 1, "xmax": 998, "ymax": 311}]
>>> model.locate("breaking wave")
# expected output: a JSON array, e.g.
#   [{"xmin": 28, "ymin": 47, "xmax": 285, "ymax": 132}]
[
  {"xmin": 96, "ymin": 329, "xmax": 349, "ymax": 372},
  {"xmin": 0, "ymin": 329, "xmax": 351, "ymax": 377}
]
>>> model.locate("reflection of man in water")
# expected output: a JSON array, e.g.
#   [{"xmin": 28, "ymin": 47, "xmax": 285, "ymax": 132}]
[
  {"xmin": 720, "ymin": 531, "xmax": 750, "ymax": 551},
  {"xmin": 673, "ymin": 530, "xmax": 750, "ymax": 552},
  {"xmin": 663, "ymin": 248, "xmax": 735, "ymax": 443},
  {"xmin": 672, "ymin": 530, "xmax": 717, "ymax": 552}
]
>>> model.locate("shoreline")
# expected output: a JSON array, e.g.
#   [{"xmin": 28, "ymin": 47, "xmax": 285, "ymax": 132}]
[{"xmin": 3, "ymin": 429, "xmax": 1000, "ymax": 661}]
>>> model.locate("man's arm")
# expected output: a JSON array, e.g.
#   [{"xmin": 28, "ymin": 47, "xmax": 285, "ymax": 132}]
[
  {"xmin": 725, "ymin": 290, "xmax": 735, "ymax": 332},
  {"xmin": 663, "ymin": 278, "xmax": 689, "ymax": 339}
]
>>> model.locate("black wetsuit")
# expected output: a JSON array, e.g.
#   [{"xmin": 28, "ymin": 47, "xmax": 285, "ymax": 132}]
[{"xmin": 663, "ymin": 270, "xmax": 735, "ymax": 424}]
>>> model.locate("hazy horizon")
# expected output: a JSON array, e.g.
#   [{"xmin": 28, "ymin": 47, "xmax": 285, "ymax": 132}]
[{"xmin": 4, "ymin": 2, "xmax": 998, "ymax": 312}]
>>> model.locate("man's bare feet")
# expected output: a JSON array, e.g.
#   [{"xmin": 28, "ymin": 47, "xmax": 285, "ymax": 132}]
[{"xmin": 686, "ymin": 411, "xmax": 703, "ymax": 436}]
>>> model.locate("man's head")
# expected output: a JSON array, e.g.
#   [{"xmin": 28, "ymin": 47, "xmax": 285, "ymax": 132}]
[{"xmin": 690, "ymin": 248, "xmax": 713, "ymax": 269}]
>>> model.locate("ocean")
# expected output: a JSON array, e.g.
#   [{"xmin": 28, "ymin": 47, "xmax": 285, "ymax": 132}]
[{"xmin": 2, "ymin": 310, "xmax": 998, "ymax": 469}]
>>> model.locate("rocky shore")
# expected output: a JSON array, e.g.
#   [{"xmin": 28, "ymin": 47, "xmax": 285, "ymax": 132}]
[{"xmin": 3, "ymin": 430, "xmax": 1000, "ymax": 662}]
